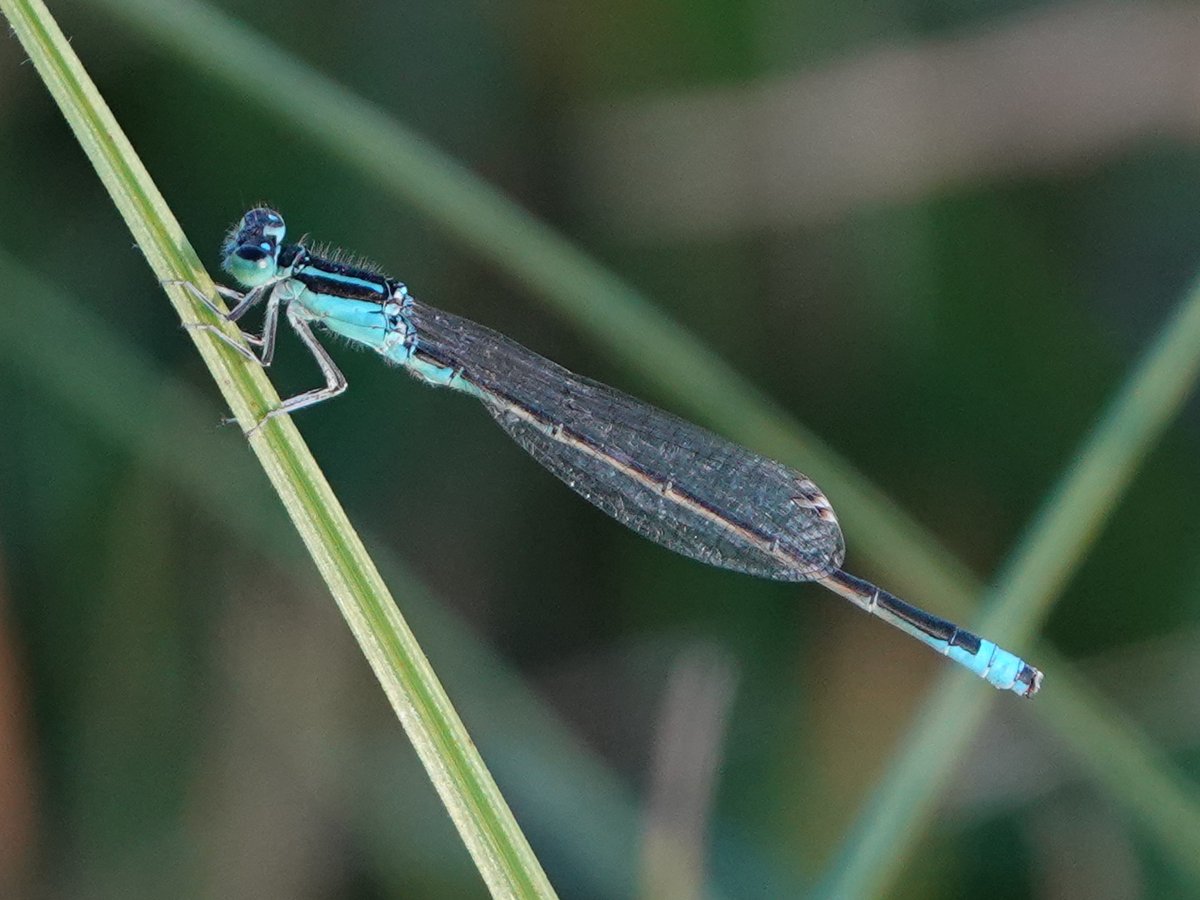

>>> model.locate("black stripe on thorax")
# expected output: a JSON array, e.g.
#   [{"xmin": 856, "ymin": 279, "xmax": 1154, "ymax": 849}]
[{"xmin": 292, "ymin": 254, "xmax": 398, "ymax": 303}]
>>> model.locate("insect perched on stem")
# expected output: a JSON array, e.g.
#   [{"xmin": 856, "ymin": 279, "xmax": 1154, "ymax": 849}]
[{"xmin": 181, "ymin": 208, "xmax": 1042, "ymax": 697}]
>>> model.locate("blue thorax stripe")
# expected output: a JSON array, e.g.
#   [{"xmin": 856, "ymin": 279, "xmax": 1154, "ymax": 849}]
[{"xmin": 295, "ymin": 256, "xmax": 392, "ymax": 303}]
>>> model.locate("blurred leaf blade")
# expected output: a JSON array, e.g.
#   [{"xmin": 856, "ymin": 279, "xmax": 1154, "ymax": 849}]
[
  {"xmin": 5, "ymin": 0, "xmax": 1198, "ymax": 894},
  {"xmin": 818, "ymin": 266, "xmax": 1200, "ymax": 898},
  {"xmin": 76, "ymin": 0, "xmax": 1200, "ymax": 886}
]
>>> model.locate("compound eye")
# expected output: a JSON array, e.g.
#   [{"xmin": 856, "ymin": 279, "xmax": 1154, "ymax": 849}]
[
  {"xmin": 224, "ymin": 238, "xmax": 280, "ymax": 287},
  {"xmin": 235, "ymin": 244, "xmax": 271, "ymax": 263}
]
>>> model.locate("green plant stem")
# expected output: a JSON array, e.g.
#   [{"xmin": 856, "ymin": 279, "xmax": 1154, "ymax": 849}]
[
  {"xmin": 1, "ymin": 1, "xmax": 554, "ymax": 895},
  {"xmin": 0, "ymin": 248, "xmax": 775, "ymax": 896}
]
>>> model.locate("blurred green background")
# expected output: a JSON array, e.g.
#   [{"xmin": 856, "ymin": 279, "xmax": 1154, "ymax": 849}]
[{"xmin": 2, "ymin": 0, "xmax": 1200, "ymax": 897}]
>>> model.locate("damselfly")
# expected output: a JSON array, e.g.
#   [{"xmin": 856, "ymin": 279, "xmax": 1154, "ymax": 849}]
[{"xmin": 182, "ymin": 208, "xmax": 1042, "ymax": 697}]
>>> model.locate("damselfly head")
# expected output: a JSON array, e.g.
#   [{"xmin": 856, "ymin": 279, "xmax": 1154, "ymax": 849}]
[{"xmin": 222, "ymin": 207, "xmax": 286, "ymax": 288}]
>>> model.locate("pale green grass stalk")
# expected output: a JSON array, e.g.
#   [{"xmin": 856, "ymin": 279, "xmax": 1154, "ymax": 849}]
[
  {"xmin": 817, "ymin": 268, "xmax": 1200, "ymax": 897},
  {"xmin": 0, "ymin": 248, "xmax": 782, "ymax": 896},
  {"xmin": 1, "ymin": 1, "xmax": 554, "ymax": 896},
  {"xmin": 85, "ymin": 0, "xmax": 1200, "ymax": 888}
]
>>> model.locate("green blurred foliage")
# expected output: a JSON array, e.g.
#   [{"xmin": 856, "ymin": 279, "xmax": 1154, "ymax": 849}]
[{"xmin": 1, "ymin": 0, "xmax": 1199, "ymax": 897}]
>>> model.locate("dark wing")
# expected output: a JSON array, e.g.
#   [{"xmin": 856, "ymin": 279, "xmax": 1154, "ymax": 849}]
[{"xmin": 408, "ymin": 302, "xmax": 844, "ymax": 582}]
